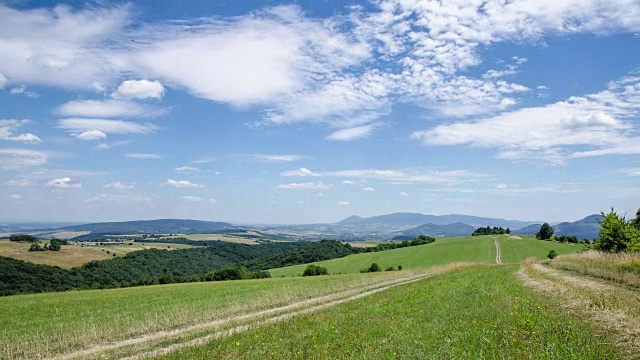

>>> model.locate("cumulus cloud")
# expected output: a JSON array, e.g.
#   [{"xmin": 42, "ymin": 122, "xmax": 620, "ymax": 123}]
[
  {"xmin": 0, "ymin": 148, "xmax": 48, "ymax": 169},
  {"xmin": 126, "ymin": 153, "xmax": 161, "ymax": 159},
  {"xmin": 412, "ymin": 76, "xmax": 640, "ymax": 164},
  {"xmin": 0, "ymin": 120, "xmax": 41, "ymax": 143},
  {"xmin": 46, "ymin": 177, "xmax": 81, "ymax": 189},
  {"xmin": 337, "ymin": 201, "xmax": 350, "ymax": 206},
  {"xmin": 56, "ymin": 99, "xmax": 163, "ymax": 118},
  {"xmin": 165, "ymin": 179, "xmax": 203, "ymax": 188},
  {"xmin": 276, "ymin": 182, "xmax": 332, "ymax": 190},
  {"xmin": 113, "ymin": 79, "xmax": 165, "ymax": 99},
  {"xmin": 104, "ymin": 181, "xmax": 134, "ymax": 190},
  {"xmin": 362, "ymin": 187, "xmax": 376, "ymax": 192},
  {"xmin": 280, "ymin": 168, "xmax": 319, "ymax": 177},
  {"xmin": 75, "ymin": 130, "xmax": 107, "ymax": 140}
]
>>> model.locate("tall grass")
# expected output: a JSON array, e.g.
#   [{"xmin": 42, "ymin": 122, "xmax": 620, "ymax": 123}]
[
  {"xmin": 545, "ymin": 251, "xmax": 640, "ymax": 288},
  {"xmin": 161, "ymin": 265, "xmax": 621, "ymax": 359}
]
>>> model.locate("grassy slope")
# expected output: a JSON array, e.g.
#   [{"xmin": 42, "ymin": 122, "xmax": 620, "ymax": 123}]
[
  {"xmin": 270, "ymin": 236, "xmax": 495, "ymax": 276},
  {"xmin": 0, "ymin": 240, "xmax": 194, "ymax": 269},
  {"xmin": 497, "ymin": 235, "xmax": 582, "ymax": 263},
  {"xmin": 0, "ymin": 270, "xmax": 425, "ymax": 359},
  {"xmin": 163, "ymin": 265, "xmax": 621, "ymax": 360}
]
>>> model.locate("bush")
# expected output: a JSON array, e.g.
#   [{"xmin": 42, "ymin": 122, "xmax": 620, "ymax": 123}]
[
  {"xmin": 361, "ymin": 263, "xmax": 382, "ymax": 273},
  {"xmin": 10, "ymin": 234, "xmax": 39, "ymax": 242},
  {"xmin": 385, "ymin": 266, "xmax": 397, "ymax": 271},
  {"xmin": 398, "ymin": 265, "xmax": 403, "ymax": 270},
  {"xmin": 302, "ymin": 264, "xmax": 329, "ymax": 276},
  {"xmin": 547, "ymin": 250, "xmax": 558, "ymax": 259}
]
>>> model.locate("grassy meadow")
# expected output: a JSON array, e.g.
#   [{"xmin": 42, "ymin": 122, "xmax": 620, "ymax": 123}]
[
  {"xmin": 0, "ymin": 239, "xmax": 194, "ymax": 269},
  {"xmin": 545, "ymin": 250, "xmax": 640, "ymax": 287},
  {"xmin": 162, "ymin": 265, "xmax": 622, "ymax": 360},
  {"xmin": 270, "ymin": 235, "xmax": 582, "ymax": 277}
]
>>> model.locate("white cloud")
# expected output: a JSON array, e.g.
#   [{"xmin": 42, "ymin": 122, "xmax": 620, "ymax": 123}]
[
  {"xmin": 0, "ymin": 120, "xmax": 41, "ymax": 143},
  {"xmin": 176, "ymin": 166, "xmax": 199, "ymax": 173},
  {"xmin": 399, "ymin": 191, "xmax": 409, "ymax": 196},
  {"xmin": 46, "ymin": 177, "xmax": 82, "ymax": 189},
  {"xmin": 113, "ymin": 79, "xmax": 165, "ymax": 99},
  {"xmin": 96, "ymin": 140, "xmax": 130, "ymax": 150},
  {"xmin": 338, "ymin": 201, "xmax": 350, "ymax": 207},
  {"xmin": 0, "ymin": 73, "xmax": 6, "ymax": 88},
  {"xmin": 56, "ymin": 99, "xmax": 163, "ymax": 118},
  {"xmin": 0, "ymin": 149, "xmax": 48, "ymax": 170},
  {"xmin": 6, "ymin": 194, "xmax": 22, "ymax": 200},
  {"xmin": 6, "ymin": 179, "xmax": 31, "ymax": 186},
  {"xmin": 362, "ymin": 187, "xmax": 376, "ymax": 192},
  {"xmin": 76, "ymin": 130, "xmax": 108, "ymax": 141},
  {"xmin": 126, "ymin": 153, "xmax": 161, "ymax": 159},
  {"xmin": 342, "ymin": 180, "xmax": 357, "ymax": 185},
  {"xmin": 254, "ymin": 154, "xmax": 304, "ymax": 162},
  {"xmin": 58, "ymin": 118, "xmax": 157, "ymax": 139},
  {"xmin": 323, "ymin": 168, "xmax": 482, "ymax": 185},
  {"xmin": 618, "ymin": 168, "xmax": 640, "ymax": 177},
  {"xmin": 9, "ymin": 86, "xmax": 38, "ymax": 97},
  {"xmin": 412, "ymin": 76, "xmax": 640, "ymax": 164},
  {"xmin": 181, "ymin": 195, "xmax": 203, "ymax": 202},
  {"xmin": 165, "ymin": 179, "xmax": 203, "ymax": 188},
  {"xmin": 85, "ymin": 194, "xmax": 151, "ymax": 203},
  {"xmin": 280, "ymin": 167, "xmax": 319, "ymax": 177},
  {"xmin": 326, "ymin": 123, "xmax": 379, "ymax": 141},
  {"xmin": 276, "ymin": 182, "xmax": 332, "ymax": 190},
  {"xmin": 104, "ymin": 181, "xmax": 134, "ymax": 190},
  {"xmin": 192, "ymin": 156, "xmax": 217, "ymax": 164}
]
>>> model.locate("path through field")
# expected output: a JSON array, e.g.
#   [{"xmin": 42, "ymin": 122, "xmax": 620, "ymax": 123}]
[
  {"xmin": 493, "ymin": 236, "xmax": 502, "ymax": 264},
  {"xmin": 54, "ymin": 264, "xmax": 473, "ymax": 360}
]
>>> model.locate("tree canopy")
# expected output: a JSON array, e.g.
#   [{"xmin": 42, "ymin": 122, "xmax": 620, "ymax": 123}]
[
  {"xmin": 593, "ymin": 208, "xmax": 640, "ymax": 253},
  {"xmin": 536, "ymin": 223, "xmax": 554, "ymax": 240}
]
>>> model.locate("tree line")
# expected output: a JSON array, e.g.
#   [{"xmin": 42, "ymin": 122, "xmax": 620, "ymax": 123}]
[{"xmin": 472, "ymin": 226, "xmax": 511, "ymax": 236}]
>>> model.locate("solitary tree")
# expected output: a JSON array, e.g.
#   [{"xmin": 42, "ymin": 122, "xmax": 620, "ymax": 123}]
[
  {"xmin": 593, "ymin": 208, "xmax": 640, "ymax": 252},
  {"xmin": 536, "ymin": 223, "xmax": 554, "ymax": 240}
]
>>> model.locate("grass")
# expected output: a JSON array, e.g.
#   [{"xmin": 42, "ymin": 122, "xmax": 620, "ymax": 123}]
[
  {"xmin": 0, "ymin": 240, "xmax": 194, "ymax": 269},
  {"xmin": 0, "ymin": 269, "xmax": 431, "ymax": 359},
  {"xmin": 497, "ymin": 234, "xmax": 582, "ymax": 263},
  {"xmin": 161, "ymin": 265, "xmax": 622, "ymax": 360},
  {"xmin": 544, "ymin": 250, "xmax": 640, "ymax": 288},
  {"xmin": 270, "ymin": 236, "xmax": 496, "ymax": 276}
]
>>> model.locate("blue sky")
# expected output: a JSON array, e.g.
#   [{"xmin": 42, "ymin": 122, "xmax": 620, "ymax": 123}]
[{"xmin": 1, "ymin": 0, "xmax": 639, "ymax": 224}]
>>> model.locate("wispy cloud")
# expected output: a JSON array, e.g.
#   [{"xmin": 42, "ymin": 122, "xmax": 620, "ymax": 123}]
[
  {"xmin": 0, "ymin": 148, "xmax": 48, "ymax": 170},
  {"xmin": 46, "ymin": 177, "xmax": 82, "ymax": 189},
  {"xmin": 181, "ymin": 195, "xmax": 203, "ymax": 202},
  {"xmin": 618, "ymin": 167, "xmax": 640, "ymax": 177},
  {"xmin": 326, "ymin": 123, "xmax": 379, "ymax": 141},
  {"xmin": 58, "ymin": 118, "xmax": 157, "ymax": 140},
  {"xmin": 362, "ymin": 187, "xmax": 376, "ymax": 192},
  {"xmin": 280, "ymin": 168, "xmax": 319, "ymax": 177},
  {"xmin": 164, "ymin": 179, "xmax": 203, "ymax": 188},
  {"xmin": 5, "ymin": 179, "xmax": 32, "ymax": 186},
  {"xmin": 56, "ymin": 99, "xmax": 163, "ymax": 118},
  {"xmin": 126, "ymin": 153, "xmax": 161, "ymax": 159},
  {"xmin": 104, "ymin": 181, "xmax": 134, "ymax": 190},
  {"xmin": 254, "ymin": 154, "xmax": 305, "ymax": 162},
  {"xmin": 322, "ymin": 168, "xmax": 483, "ymax": 185},
  {"xmin": 176, "ymin": 166, "xmax": 200, "ymax": 173},
  {"xmin": 0, "ymin": 120, "xmax": 41, "ymax": 143},
  {"xmin": 412, "ymin": 76, "xmax": 640, "ymax": 165},
  {"xmin": 85, "ymin": 194, "xmax": 151, "ymax": 203},
  {"xmin": 276, "ymin": 182, "xmax": 332, "ymax": 190},
  {"xmin": 337, "ymin": 201, "xmax": 350, "ymax": 207}
]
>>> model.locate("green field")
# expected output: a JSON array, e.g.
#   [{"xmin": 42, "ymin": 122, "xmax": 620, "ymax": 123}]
[
  {"xmin": 270, "ymin": 235, "xmax": 580, "ymax": 277},
  {"xmin": 162, "ymin": 265, "xmax": 621, "ymax": 359}
]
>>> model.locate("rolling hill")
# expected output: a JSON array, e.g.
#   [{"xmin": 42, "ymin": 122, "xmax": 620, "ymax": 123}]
[
  {"xmin": 337, "ymin": 212, "xmax": 540, "ymax": 229},
  {"xmin": 512, "ymin": 214, "xmax": 602, "ymax": 240},
  {"xmin": 391, "ymin": 222, "xmax": 476, "ymax": 239},
  {"xmin": 56, "ymin": 219, "xmax": 235, "ymax": 235}
]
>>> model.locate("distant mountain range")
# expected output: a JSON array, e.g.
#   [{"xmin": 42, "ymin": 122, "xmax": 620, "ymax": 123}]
[
  {"xmin": 57, "ymin": 219, "xmax": 235, "ymax": 235},
  {"xmin": 337, "ymin": 212, "xmax": 541, "ymax": 230},
  {"xmin": 390, "ymin": 222, "xmax": 476, "ymax": 240},
  {"xmin": 1, "ymin": 213, "xmax": 603, "ymax": 241},
  {"xmin": 512, "ymin": 214, "xmax": 602, "ymax": 240}
]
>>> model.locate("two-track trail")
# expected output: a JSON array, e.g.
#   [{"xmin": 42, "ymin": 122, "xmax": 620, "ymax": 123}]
[
  {"xmin": 54, "ymin": 263, "xmax": 476, "ymax": 360},
  {"xmin": 493, "ymin": 236, "xmax": 502, "ymax": 264}
]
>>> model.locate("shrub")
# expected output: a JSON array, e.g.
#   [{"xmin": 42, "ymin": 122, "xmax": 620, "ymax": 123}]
[
  {"xmin": 398, "ymin": 265, "xmax": 403, "ymax": 270},
  {"xmin": 302, "ymin": 264, "xmax": 329, "ymax": 276},
  {"xmin": 361, "ymin": 263, "xmax": 382, "ymax": 273},
  {"xmin": 385, "ymin": 266, "xmax": 397, "ymax": 271},
  {"xmin": 547, "ymin": 250, "xmax": 558, "ymax": 259}
]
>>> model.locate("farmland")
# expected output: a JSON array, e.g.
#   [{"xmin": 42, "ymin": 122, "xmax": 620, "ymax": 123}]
[{"xmin": 0, "ymin": 240, "xmax": 194, "ymax": 269}]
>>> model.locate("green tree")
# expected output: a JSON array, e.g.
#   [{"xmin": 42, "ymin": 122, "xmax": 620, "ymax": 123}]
[
  {"xmin": 302, "ymin": 264, "xmax": 328, "ymax": 276},
  {"xmin": 547, "ymin": 250, "xmax": 558, "ymax": 259},
  {"xmin": 593, "ymin": 208, "xmax": 640, "ymax": 252},
  {"xmin": 535, "ymin": 223, "xmax": 554, "ymax": 240}
]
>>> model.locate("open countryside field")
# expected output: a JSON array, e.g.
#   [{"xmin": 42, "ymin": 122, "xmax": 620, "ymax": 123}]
[
  {"xmin": 270, "ymin": 235, "xmax": 580, "ymax": 277},
  {"xmin": 1, "ymin": 235, "xmax": 636, "ymax": 359},
  {"xmin": 0, "ymin": 240, "xmax": 194, "ymax": 269}
]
